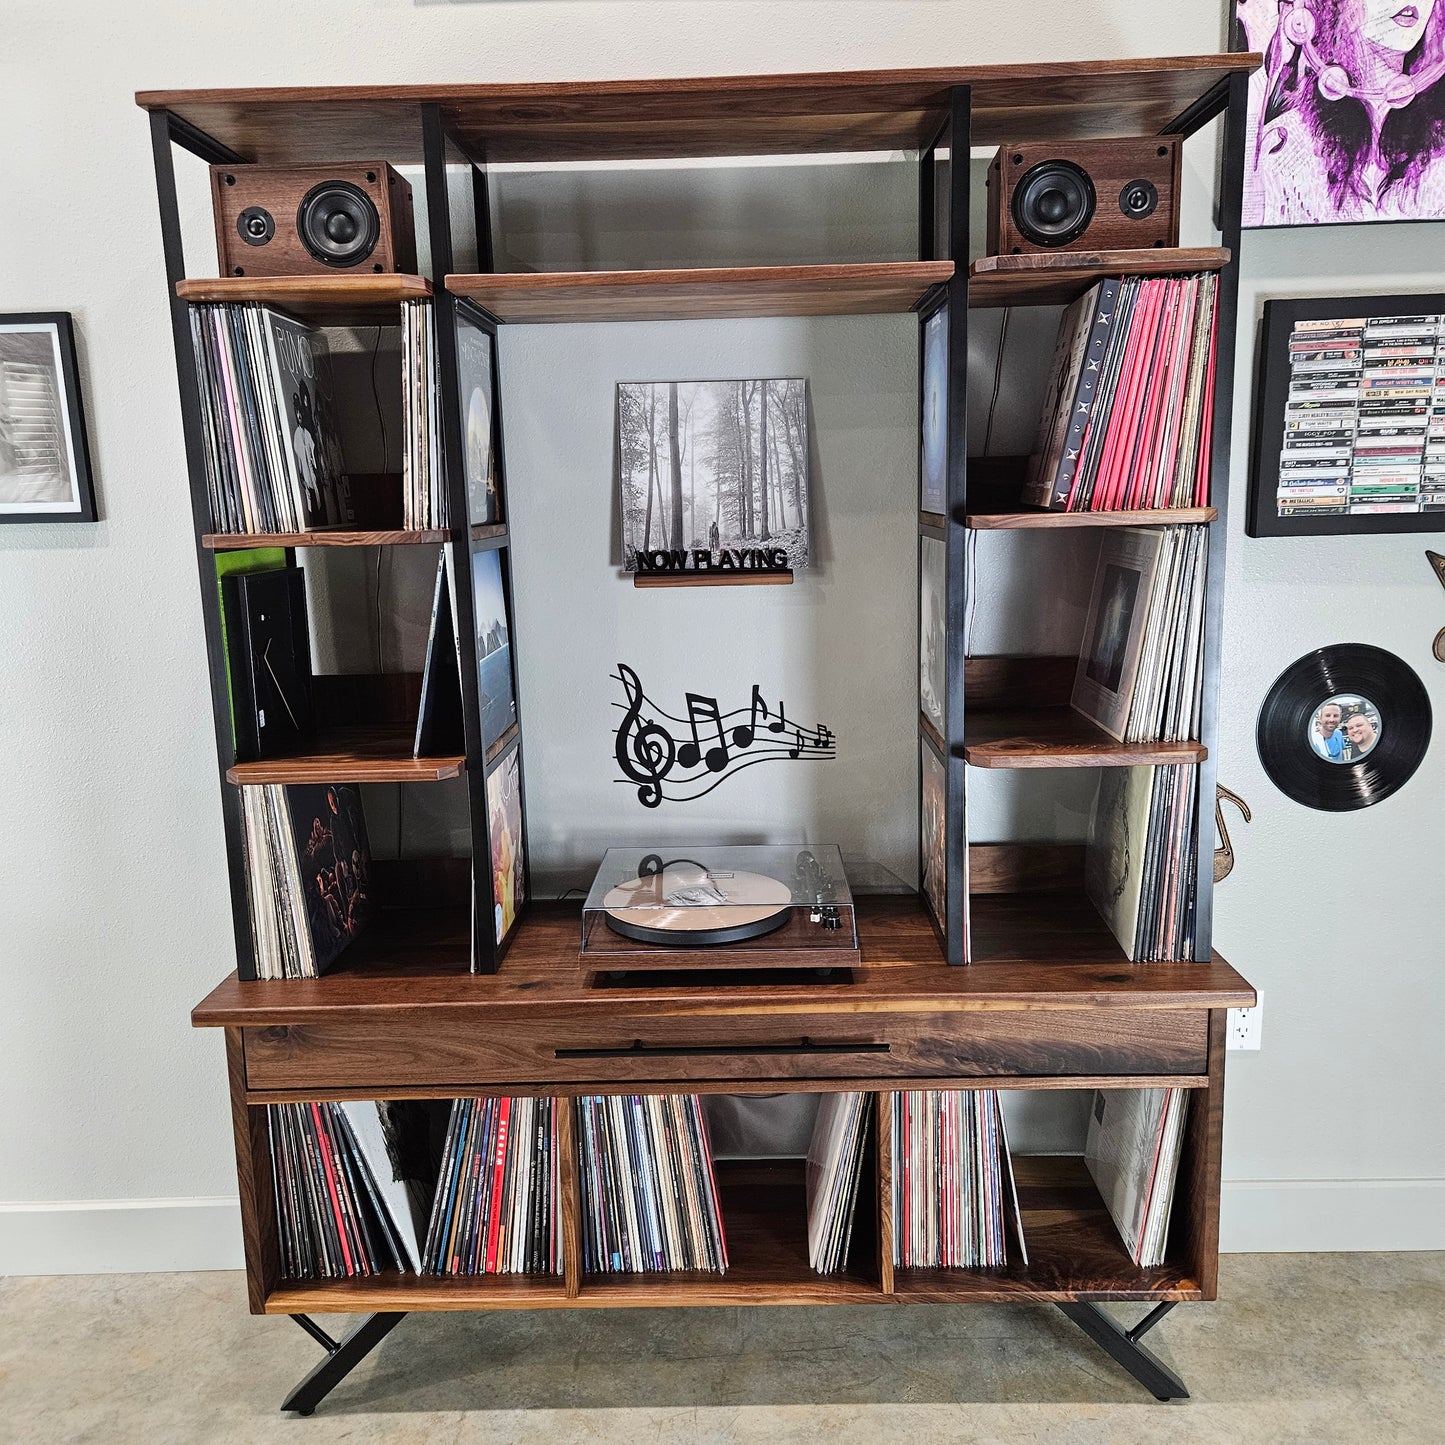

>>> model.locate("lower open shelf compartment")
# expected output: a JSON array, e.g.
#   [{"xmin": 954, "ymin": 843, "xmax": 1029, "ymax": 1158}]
[{"xmin": 256, "ymin": 1125, "xmax": 1200, "ymax": 1313}]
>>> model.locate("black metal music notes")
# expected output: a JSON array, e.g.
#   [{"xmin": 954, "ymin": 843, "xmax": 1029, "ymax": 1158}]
[{"xmin": 611, "ymin": 665, "xmax": 837, "ymax": 808}]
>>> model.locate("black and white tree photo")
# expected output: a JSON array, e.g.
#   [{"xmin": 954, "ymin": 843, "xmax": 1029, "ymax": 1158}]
[{"xmin": 616, "ymin": 378, "xmax": 809, "ymax": 572}]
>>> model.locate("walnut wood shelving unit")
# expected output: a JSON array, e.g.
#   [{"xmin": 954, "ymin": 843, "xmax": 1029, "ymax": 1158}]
[{"xmin": 143, "ymin": 51, "xmax": 1257, "ymax": 1417}]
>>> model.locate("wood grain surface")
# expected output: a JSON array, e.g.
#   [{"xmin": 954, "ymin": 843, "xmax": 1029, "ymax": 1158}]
[
  {"xmin": 447, "ymin": 263, "xmax": 953, "ymax": 323},
  {"xmin": 204, "ymin": 528, "xmax": 447, "ymax": 549},
  {"xmin": 223, "ymin": 723, "xmax": 464, "ymax": 784},
  {"xmin": 192, "ymin": 897, "xmax": 1256, "ymax": 1029},
  {"xmin": 966, "ymin": 506, "xmax": 1218, "ymax": 530},
  {"xmin": 138, "ymin": 56, "xmax": 1259, "ymax": 165},
  {"xmin": 969, "ymin": 248, "xmax": 1228, "ymax": 309},
  {"xmin": 177, "ymin": 273, "xmax": 430, "ymax": 324},
  {"xmin": 965, "ymin": 708, "xmax": 1207, "ymax": 769}
]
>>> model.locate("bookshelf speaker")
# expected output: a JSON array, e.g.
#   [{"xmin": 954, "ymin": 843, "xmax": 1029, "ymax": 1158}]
[
  {"xmin": 986, "ymin": 138, "xmax": 1181, "ymax": 255},
  {"xmin": 210, "ymin": 163, "xmax": 418, "ymax": 278}
]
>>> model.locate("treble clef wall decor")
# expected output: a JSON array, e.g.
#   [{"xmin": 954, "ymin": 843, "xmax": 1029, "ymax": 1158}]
[
  {"xmin": 614, "ymin": 663, "xmax": 677, "ymax": 808},
  {"xmin": 611, "ymin": 663, "xmax": 836, "ymax": 808}
]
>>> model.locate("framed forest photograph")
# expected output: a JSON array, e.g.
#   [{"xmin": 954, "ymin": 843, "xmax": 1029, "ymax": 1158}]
[
  {"xmin": 0, "ymin": 313, "xmax": 96, "ymax": 523},
  {"xmin": 616, "ymin": 379, "xmax": 809, "ymax": 574}
]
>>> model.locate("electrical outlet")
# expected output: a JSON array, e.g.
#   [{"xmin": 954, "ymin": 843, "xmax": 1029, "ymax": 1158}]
[{"xmin": 1226, "ymin": 991, "xmax": 1263, "ymax": 1051}]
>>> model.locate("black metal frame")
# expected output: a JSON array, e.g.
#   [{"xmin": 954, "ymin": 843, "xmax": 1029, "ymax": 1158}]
[
  {"xmin": 1058, "ymin": 1300, "xmax": 1188, "ymax": 1401},
  {"xmin": 282, "ymin": 1312, "xmax": 406, "ymax": 1415},
  {"xmin": 914, "ymin": 90, "xmax": 971, "ymax": 967}
]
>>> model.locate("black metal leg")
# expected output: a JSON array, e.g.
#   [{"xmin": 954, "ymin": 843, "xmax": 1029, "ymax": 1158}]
[
  {"xmin": 1057, "ymin": 1301, "xmax": 1189, "ymax": 1402},
  {"xmin": 281, "ymin": 1312, "xmax": 406, "ymax": 1416}
]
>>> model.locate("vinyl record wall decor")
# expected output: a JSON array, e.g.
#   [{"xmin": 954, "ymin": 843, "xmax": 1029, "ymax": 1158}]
[{"xmin": 1256, "ymin": 643, "xmax": 1431, "ymax": 810}]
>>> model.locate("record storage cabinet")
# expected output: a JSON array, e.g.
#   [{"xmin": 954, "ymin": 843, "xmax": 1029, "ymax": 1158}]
[{"xmin": 143, "ymin": 52, "xmax": 1258, "ymax": 1411}]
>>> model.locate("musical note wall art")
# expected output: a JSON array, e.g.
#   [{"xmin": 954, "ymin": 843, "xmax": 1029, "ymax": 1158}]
[{"xmin": 613, "ymin": 664, "xmax": 836, "ymax": 808}]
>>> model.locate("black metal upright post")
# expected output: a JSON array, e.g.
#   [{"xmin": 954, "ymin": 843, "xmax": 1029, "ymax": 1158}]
[
  {"xmin": 422, "ymin": 104, "xmax": 503, "ymax": 972},
  {"xmin": 148, "ymin": 110, "xmax": 259, "ymax": 981},
  {"xmin": 942, "ymin": 87, "xmax": 972, "ymax": 966},
  {"xmin": 1187, "ymin": 70, "xmax": 1248, "ymax": 962}
]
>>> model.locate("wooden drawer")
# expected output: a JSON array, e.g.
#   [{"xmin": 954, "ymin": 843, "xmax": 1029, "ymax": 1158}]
[{"xmin": 242, "ymin": 1008, "xmax": 1208, "ymax": 1091}]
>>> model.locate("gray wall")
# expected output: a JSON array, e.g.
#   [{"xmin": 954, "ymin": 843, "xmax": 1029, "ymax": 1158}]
[{"xmin": 1, "ymin": 0, "xmax": 1440, "ymax": 1269}]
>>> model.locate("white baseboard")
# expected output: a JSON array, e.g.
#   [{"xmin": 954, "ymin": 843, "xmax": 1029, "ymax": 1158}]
[
  {"xmin": 0, "ymin": 1198, "xmax": 243, "ymax": 1275},
  {"xmin": 2, "ymin": 1179, "xmax": 1441, "ymax": 1275},
  {"xmin": 1220, "ymin": 1177, "xmax": 1445, "ymax": 1252}
]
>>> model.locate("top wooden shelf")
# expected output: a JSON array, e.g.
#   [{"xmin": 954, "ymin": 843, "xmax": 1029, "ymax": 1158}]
[
  {"xmin": 968, "ymin": 248, "xmax": 1231, "ymax": 309},
  {"xmin": 448, "ymin": 263, "xmax": 953, "ymax": 324},
  {"xmin": 190, "ymin": 896, "xmax": 1255, "ymax": 1028},
  {"xmin": 138, "ymin": 55, "xmax": 1258, "ymax": 165},
  {"xmin": 176, "ymin": 274, "xmax": 431, "ymax": 325}
]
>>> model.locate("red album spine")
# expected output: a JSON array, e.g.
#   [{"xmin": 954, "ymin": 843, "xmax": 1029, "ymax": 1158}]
[
  {"xmin": 485, "ymin": 1097, "xmax": 512, "ymax": 1274},
  {"xmin": 309, "ymin": 1102, "xmax": 355, "ymax": 1277}
]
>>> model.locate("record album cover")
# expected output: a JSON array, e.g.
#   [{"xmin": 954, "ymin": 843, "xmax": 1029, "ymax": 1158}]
[
  {"xmin": 263, "ymin": 311, "xmax": 351, "ymax": 528},
  {"xmin": 286, "ymin": 783, "xmax": 372, "ymax": 973}
]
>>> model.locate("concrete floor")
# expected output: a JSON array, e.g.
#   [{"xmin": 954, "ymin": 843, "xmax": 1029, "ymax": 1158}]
[{"xmin": 1, "ymin": 1254, "xmax": 1441, "ymax": 1444}]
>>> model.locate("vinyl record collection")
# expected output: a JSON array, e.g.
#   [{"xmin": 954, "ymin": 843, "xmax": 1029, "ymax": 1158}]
[
  {"xmin": 891, "ymin": 1089, "xmax": 1026, "ymax": 1270},
  {"xmin": 804, "ymin": 1091, "xmax": 873, "ymax": 1274},
  {"xmin": 240, "ymin": 783, "xmax": 373, "ymax": 979},
  {"xmin": 269, "ymin": 1101, "xmax": 431, "ymax": 1278},
  {"xmin": 401, "ymin": 299, "xmax": 446, "ymax": 530},
  {"xmin": 1073, "ymin": 526, "xmax": 1208, "ymax": 745},
  {"xmin": 1084, "ymin": 1087, "xmax": 1189, "ymax": 1267},
  {"xmin": 423, "ymin": 1096, "xmax": 562, "ymax": 1276},
  {"xmin": 188, "ymin": 303, "xmax": 352, "ymax": 533},
  {"xmin": 1023, "ymin": 273, "xmax": 1218, "ymax": 512},
  {"xmin": 575, "ymin": 1094, "xmax": 729, "ymax": 1274},
  {"xmin": 1086, "ymin": 765, "xmax": 1198, "ymax": 962}
]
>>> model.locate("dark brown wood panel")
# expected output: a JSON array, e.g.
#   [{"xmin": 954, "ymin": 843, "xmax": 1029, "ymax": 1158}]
[
  {"xmin": 968, "ymin": 843, "xmax": 1083, "ymax": 895},
  {"xmin": 204, "ymin": 528, "xmax": 446, "ymax": 549},
  {"xmin": 969, "ymin": 247, "xmax": 1229, "ymax": 309},
  {"xmin": 224, "ymin": 723, "xmax": 464, "ymax": 784},
  {"xmin": 240, "ymin": 1006, "xmax": 1208, "ymax": 1091},
  {"xmin": 228, "ymin": 1031, "xmax": 278, "ymax": 1314},
  {"xmin": 876, "ymin": 1091, "xmax": 895, "ymax": 1296},
  {"xmin": 892, "ymin": 1156, "xmax": 1201, "ymax": 1302},
  {"xmin": 138, "ymin": 56, "xmax": 1258, "ymax": 164},
  {"xmin": 634, "ymin": 571, "xmax": 795, "ymax": 589},
  {"xmin": 447, "ymin": 264, "xmax": 952, "ymax": 323},
  {"xmin": 1176, "ymin": 1009, "xmax": 1226, "ymax": 1300},
  {"xmin": 193, "ymin": 897, "xmax": 1256, "ymax": 1028},
  {"xmin": 177, "ymin": 273, "xmax": 430, "ymax": 325},
  {"xmin": 965, "ymin": 708, "xmax": 1207, "ymax": 768},
  {"xmin": 266, "ymin": 1272, "xmax": 569, "ymax": 1314},
  {"xmin": 965, "ymin": 655, "xmax": 1075, "ymax": 710},
  {"xmin": 556, "ymin": 1100, "xmax": 584, "ymax": 1299}
]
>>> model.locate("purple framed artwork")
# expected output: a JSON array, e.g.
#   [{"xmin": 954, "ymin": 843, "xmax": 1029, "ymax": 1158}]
[{"xmin": 1239, "ymin": 0, "xmax": 1445, "ymax": 227}]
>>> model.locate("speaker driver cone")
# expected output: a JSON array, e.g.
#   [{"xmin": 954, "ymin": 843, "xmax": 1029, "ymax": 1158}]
[
  {"xmin": 1011, "ymin": 159, "xmax": 1096, "ymax": 247},
  {"xmin": 297, "ymin": 180, "xmax": 381, "ymax": 268}
]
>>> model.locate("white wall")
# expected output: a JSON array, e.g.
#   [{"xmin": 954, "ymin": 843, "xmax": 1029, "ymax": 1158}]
[{"xmin": 1, "ymin": 0, "xmax": 1441, "ymax": 1272}]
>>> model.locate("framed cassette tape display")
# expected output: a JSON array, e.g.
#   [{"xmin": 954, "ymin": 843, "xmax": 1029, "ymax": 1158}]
[{"xmin": 1248, "ymin": 293, "xmax": 1445, "ymax": 538}]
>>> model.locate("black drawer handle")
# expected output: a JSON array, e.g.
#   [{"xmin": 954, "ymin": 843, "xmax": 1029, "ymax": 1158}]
[{"xmin": 555, "ymin": 1038, "xmax": 891, "ymax": 1060}]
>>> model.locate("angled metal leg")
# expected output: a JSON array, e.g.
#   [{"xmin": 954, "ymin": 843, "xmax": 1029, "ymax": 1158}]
[
  {"xmin": 282, "ymin": 1312, "xmax": 406, "ymax": 1416},
  {"xmin": 1057, "ymin": 1301, "xmax": 1189, "ymax": 1401}
]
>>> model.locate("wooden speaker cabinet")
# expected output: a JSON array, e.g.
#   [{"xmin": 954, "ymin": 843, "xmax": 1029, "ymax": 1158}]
[
  {"xmin": 986, "ymin": 138, "xmax": 1181, "ymax": 255},
  {"xmin": 210, "ymin": 162, "xmax": 417, "ymax": 277}
]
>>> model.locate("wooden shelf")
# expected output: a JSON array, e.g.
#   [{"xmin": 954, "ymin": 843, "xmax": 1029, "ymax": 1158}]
[
  {"xmin": 634, "ymin": 570, "xmax": 793, "ymax": 588},
  {"xmin": 224, "ymin": 725, "xmax": 464, "ymax": 784},
  {"xmin": 138, "ymin": 56, "xmax": 1257, "ymax": 164},
  {"xmin": 968, "ymin": 890, "xmax": 1128, "ymax": 968},
  {"xmin": 892, "ymin": 1155, "xmax": 1200, "ymax": 1302},
  {"xmin": 966, "ymin": 506, "xmax": 1217, "ymax": 531},
  {"xmin": 193, "ymin": 896, "xmax": 1255, "ymax": 1030},
  {"xmin": 204, "ymin": 528, "xmax": 447, "ymax": 549},
  {"xmin": 964, "ymin": 709, "xmax": 1207, "ymax": 769},
  {"xmin": 581, "ymin": 1160, "xmax": 879, "ymax": 1306},
  {"xmin": 968, "ymin": 247, "xmax": 1230, "ymax": 309},
  {"xmin": 448, "ymin": 263, "xmax": 952, "ymax": 324},
  {"xmin": 176, "ymin": 274, "xmax": 431, "ymax": 325},
  {"xmin": 265, "ymin": 1271, "xmax": 567, "ymax": 1315}
]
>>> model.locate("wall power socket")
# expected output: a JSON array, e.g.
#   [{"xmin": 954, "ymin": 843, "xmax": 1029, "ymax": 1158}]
[{"xmin": 1226, "ymin": 991, "xmax": 1263, "ymax": 1051}]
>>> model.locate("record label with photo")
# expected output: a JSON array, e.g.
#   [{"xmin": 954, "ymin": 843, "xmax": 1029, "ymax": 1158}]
[{"xmin": 1256, "ymin": 644, "xmax": 1431, "ymax": 811}]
